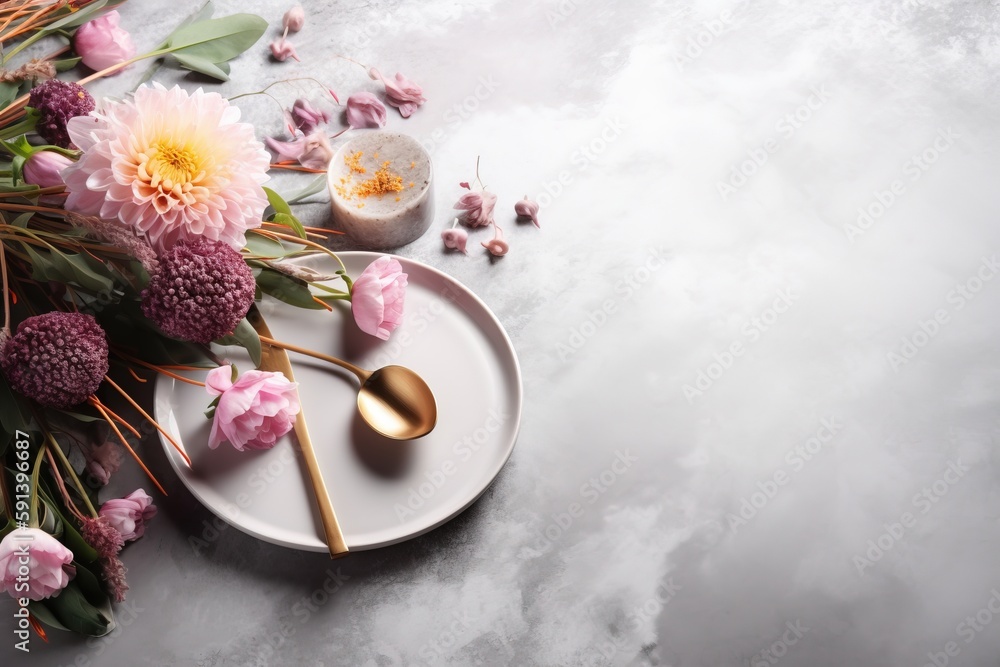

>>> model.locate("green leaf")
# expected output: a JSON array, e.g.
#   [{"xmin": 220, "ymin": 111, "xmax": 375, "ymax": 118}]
[
  {"xmin": 243, "ymin": 232, "xmax": 290, "ymax": 258},
  {"xmin": 39, "ymin": 578, "xmax": 115, "ymax": 637},
  {"xmin": 43, "ymin": 0, "xmax": 113, "ymax": 31},
  {"xmin": 214, "ymin": 317, "xmax": 262, "ymax": 367},
  {"xmin": 271, "ymin": 212, "xmax": 306, "ymax": 240},
  {"xmin": 171, "ymin": 52, "xmax": 230, "ymax": 81},
  {"xmin": 27, "ymin": 601, "xmax": 69, "ymax": 632},
  {"xmin": 255, "ymin": 268, "xmax": 326, "ymax": 310},
  {"xmin": 53, "ymin": 56, "xmax": 83, "ymax": 72},
  {"xmin": 166, "ymin": 14, "xmax": 268, "ymax": 64},
  {"xmin": 264, "ymin": 186, "xmax": 292, "ymax": 216},
  {"xmin": 285, "ymin": 174, "xmax": 329, "ymax": 204},
  {"xmin": 0, "ymin": 82, "xmax": 19, "ymax": 110}
]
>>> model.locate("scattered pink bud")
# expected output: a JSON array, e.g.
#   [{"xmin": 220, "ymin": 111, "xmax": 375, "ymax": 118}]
[
  {"xmin": 99, "ymin": 489, "xmax": 156, "ymax": 542},
  {"xmin": 369, "ymin": 68, "xmax": 426, "ymax": 118},
  {"xmin": 482, "ymin": 230, "xmax": 509, "ymax": 257},
  {"xmin": 23, "ymin": 150, "xmax": 72, "ymax": 189},
  {"xmin": 283, "ymin": 5, "xmax": 305, "ymax": 32},
  {"xmin": 290, "ymin": 98, "xmax": 329, "ymax": 134},
  {"xmin": 459, "ymin": 181, "xmax": 471, "ymax": 189},
  {"xmin": 514, "ymin": 195, "xmax": 540, "ymax": 228},
  {"xmin": 441, "ymin": 228, "xmax": 469, "ymax": 254},
  {"xmin": 270, "ymin": 37, "xmax": 299, "ymax": 62},
  {"xmin": 74, "ymin": 10, "xmax": 136, "ymax": 74},
  {"xmin": 346, "ymin": 92, "xmax": 387, "ymax": 129},
  {"xmin": 329, "ymin": 88, "xmax": 340, "ymax": 104},
  {"xmin": 266, "ymin": 131, "xmax": 331, "ymax": 169},
  {"xmin": 454, "ymin": 190, "xmax": 497, "ymax": 228}
]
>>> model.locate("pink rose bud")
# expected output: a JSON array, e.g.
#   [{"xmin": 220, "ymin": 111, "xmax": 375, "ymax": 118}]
[
  {"xmin": 454, "ymin": 190, "xmax": 497, "ymax": 227},
  {"xmin": 283, "ymin": 5, "xmax": 305, "ymax": 32},
  {"xmin": 442, "ymin": 228, "xmax": 469, "ymax": 254},
  {"xmin": 99, "ymin": 489, "xmax": 157, "ymax": 542},
  {"xmin": 368, "ymin": 68, "xmax": 426, "ymax": 118},
  {"xmin": 351, "ymin": 256, "xmax": 408, "ymax": 340},
  {"xmin": 346, "ymin": 92, "xmax": 387, "ymax": 129},
  {"xmin": 74, "ymin": 10, "xmax": 136, "ymax": 73},
  {"xmin": 290, "ymin": 98, "xmax": 329, "ymax": 134},
  {"xmin": 270, "ymin": 37, "xmax": 300, "ymax": 62},
  {"xmin": 514, "ymin": 195, "xmax": 540, "ymax": 228},
  {"xmin": 0, "ymin": 528, "xmax": 76, "ymax": 601},
  {"xmin": 206, "ymin": 365, "xmax": 301, "ymax": 451},
  {"xmin": 23, "ymin": 150, "xmax": 72, "ymax": 189}
]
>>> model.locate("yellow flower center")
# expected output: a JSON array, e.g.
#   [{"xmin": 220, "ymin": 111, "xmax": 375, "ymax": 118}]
[{"xmin": 147, "ymin": 143, "xmax": 203, "ymax": 190}]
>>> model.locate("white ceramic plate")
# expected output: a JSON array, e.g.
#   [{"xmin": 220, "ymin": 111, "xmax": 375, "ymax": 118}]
[{"xmin": 154, "ymin": 252, "xmax": 522, "ymax": 551}]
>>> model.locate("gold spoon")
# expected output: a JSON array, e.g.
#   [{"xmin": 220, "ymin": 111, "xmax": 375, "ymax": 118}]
[{"xmin": 258, "ymin": 335, "xmax": 437, "ymax": 440}]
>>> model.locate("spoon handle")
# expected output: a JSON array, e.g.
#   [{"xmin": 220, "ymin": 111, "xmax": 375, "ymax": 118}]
[{"xmin": 257, "ymin": 334, "xmax": 371, "ymax": 382}]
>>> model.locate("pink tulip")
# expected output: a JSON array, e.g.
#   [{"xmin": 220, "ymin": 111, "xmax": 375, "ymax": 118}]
[
  {"xmin": 454, "ymin": 190, "xmax": 497, "ymax": 227},
  {"xmin": 205, "ymin": 365, "xmax": 301, "ymax": 451},
  {"xmin": 74, "ymin": 10, "xmax": 136, "ymax": 73},
  {"xmin": 368, "ymin": 68, "xmax": 426, "ymax": 118},
  {"xmin": 23, "ymin": 150, "xmax": 72, "ymax": 189},
  {"xmin": 346, "ymin": 92, "xmax": 387, "ymax": 129},
  {"xmin": 0, "ymin": 528, "xmax": 76, "ymax": 601},
  {"xmin": 351, "ymin": 256, "xmax": 408, "ymax": 340},
  {"xmin": 99, "ymin": 489, "xmax": 156, "ymax": 542}
]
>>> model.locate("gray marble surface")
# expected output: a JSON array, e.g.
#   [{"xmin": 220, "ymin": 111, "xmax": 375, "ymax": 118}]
[{"xmin": 6, "ymin": 0, "xmax": 1000, "ymax": 665}]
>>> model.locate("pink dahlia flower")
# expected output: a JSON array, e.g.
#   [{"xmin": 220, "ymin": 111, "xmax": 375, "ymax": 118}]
[
  {"xmin": 63, "ymin": 83, "xmax": 270, "ymax": 252},
  {"xmin": 206, "ymin": 365, "xmax": 301, "ymax": 451},
  {"xmin": 99, "ymin": 489, "xmax": 156, "ymax": 542},
  {"xmin": 0, "ymin": 528, "xmax": 76, "ymax": 601},
  {"xmin": 351, "ymin": 256, "xmax": 407, "ymax": 340}
]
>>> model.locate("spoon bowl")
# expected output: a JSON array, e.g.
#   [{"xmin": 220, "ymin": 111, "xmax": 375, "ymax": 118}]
[{"xmin": 358, "ymin": 365, "xmax": 437, "ymax": 440}]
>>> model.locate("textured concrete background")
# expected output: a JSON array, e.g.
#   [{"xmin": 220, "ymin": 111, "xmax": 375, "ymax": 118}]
[{"xmin": 5, "ymin": 0, "xmax": 1000, "ymax": 665}]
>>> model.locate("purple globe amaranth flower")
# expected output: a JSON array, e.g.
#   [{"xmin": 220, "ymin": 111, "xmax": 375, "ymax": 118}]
[
  {"xmin": 0, "ymin": 312, "xmax": 108, "ymax": 408},
  {"xmin": 141, "ymin": 240, "xmax": 256, "ymax": 344},
  {"xmin": 28, "ymin": 79, "xmax": 96, "ymax": 148}
]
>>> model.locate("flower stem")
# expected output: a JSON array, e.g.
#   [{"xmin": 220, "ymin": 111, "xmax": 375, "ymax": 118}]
[
  {"xmin": 0, "ymin": 239, "xmax": 9, "ymax": 333},
  {"xmin": 36, "ymin": 412, "xmax": 98, "ymax": 518},
  {"xmin": 44, "ymin": 446, "xmax": 88, "ymax": 523},
  {"xmin": 28, "ymin": 440, "xmax": 45, "ymax": 527}
]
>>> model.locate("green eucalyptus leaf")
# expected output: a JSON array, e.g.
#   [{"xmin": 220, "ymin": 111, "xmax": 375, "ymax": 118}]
[
  {"xmin": 264, "ymin": 186, "xmax": 292, "ymax": 216},
  {"xmin": 285, "ymin": 174, "xmax": 329, "ymax": 204},
  {"xmin": 0, "ymin": 82, "xmax": 19, "ymax": 109},
  {"xmin": 171, "ymin": 52, "xmax": 230, "ymax": 81},
  {"xmin": 39, "ymin": 579, "xmax": 115, "ymax": 637},
  {"xmin": 166, "ymin": 14, "xmax": 268, "ymax": 64},
  {"xmin": 214, "ymin": 317, "xmax": 262, "ymax": 367},
  {"xmin": 243, "ymin": 233, "xmax": 289, "ymax": 258},
  {"xmin": 271, "ymin": 212, "xmax": 306, "ymax": 240},
  {"xmin": 54, "ymin": 57, "xmax": 83, "ymax": 72}
]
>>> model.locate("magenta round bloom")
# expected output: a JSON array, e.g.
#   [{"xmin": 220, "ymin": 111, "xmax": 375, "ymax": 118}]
[
  {"xmin": 141, "ymin": 240, "xmax": 255, "ymax": 344},
  {"xmin": 28, "ymin": 79, "xmax": 96, "ymax": 148},
  {"xmin": 0, "ymin": 312, "xmax": 108, "ymax": 408}
]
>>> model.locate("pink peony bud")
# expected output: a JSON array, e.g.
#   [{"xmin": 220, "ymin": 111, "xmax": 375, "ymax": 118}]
[
  {"xmin": 206, "ymin": 365, "xmax": 301, "ymax": 451},
  {"xmin": 283, "ymin": 5, "xmax": 305, "ymax": 32},
  {"xmin": 346, "ymin": 92, "xmax": 387, "ymax": 129},
  {"xmin": 99, "ymin": 489, "xmax": 157, "ymax": 542},
  {"xmin": 23, "ymin": 150, "xmax": 72, "ymax": 189},
  {"xmin": 0, "ymin": 528, "xmax": 75, "ymax": 601},
  {"xmin": 441, "ymin": 228, "xmax": 469, "ymax": 254},
  {"xmin": 270, "ymin": 37, "xmax": 299, "ymax": 62},
  {"xmin": 454, "ymin": 190, "xmax": 497, "ymax": 228},
  {"xmin": 74, "ymin": 10, "xmax": 136, "ymax": 73},
  {"xmin": 514, "ymin": 195, "xmax": 540, "ymax": 228},
  {"xmin": 482, "ymin": 227, "xmax": 509, "ymax": 257},
  {"xmin": 351, "ymin": 256, "xmax": 408, "ymax": 340}
]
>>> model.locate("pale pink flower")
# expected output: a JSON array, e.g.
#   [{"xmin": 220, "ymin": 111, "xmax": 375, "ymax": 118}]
[
  {"xmin": 483, "ymin": 226, "xmax": 509, "ymax": 257},
  {"xmin": 270, "ymin": 37, "xmax": 299, "ymax": 62},
  {"xmin": 442, "ymin": 228, "xmax": 469, "ymax": 254},
  {"xmin": 454, "ymin": 190, "xmax": 497, "ymax": 228},
  {"xmin": 368, "ymin": 68, "xmax": 425, "ymax": 118},
  {"xmin": 351, "ymin": 257, "xmax": 407, "ymax": 340},
  {"xmin": 265, "ymin": 131, "xmax": 332, "ymax": 170},
  {"xmin": 346, "ymin": 92, "xmax": 387, "ymax": 129},
  {"xmin": 289, "ymin": 98, "xmax": 329, "ymax": 134},
  {"xmin": 283, "ymin": 5, "xmax": 305, "ymax": 32},
  {"xmin": 74, "ymin": 10, "xmax": 136, "ymax": 73},
  {"xmin": 0, "ymin": 528, "xmax": 75, "ymax": 601},
  {"xmin": 206, "ymin": 365, "xmax": 301, "ymax": 451},
  {"xmin": 23, "ymin": 150, "xmax": 72, "ymax": 189},
  {"xmin": 99, "ymin": 489, "xmax": 157, "ymax": 542},
  {"xmin": 63, "ymin": 83, "xmax": 270, "ymax": 252},
  {"xmin": 514, "ymin": 196, "xmax": 540, "ymax": 228}
]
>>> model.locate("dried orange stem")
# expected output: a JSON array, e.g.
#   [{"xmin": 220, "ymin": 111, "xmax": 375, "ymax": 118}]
[
  {"xmin": 104, "ymin": 375, "xmax": 192, "ymax": 467},
  {"xmin": 116, "ymin": 354, "xmax": 206, "ymax": 387},
  {"xmin": 88, "ymin": 397, "xmax": 167, "ymax": 496}
]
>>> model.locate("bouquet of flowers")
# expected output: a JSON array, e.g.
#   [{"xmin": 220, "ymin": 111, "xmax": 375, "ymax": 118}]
[{"xmin": 0, "ymin": 0, "xmax": 415, "ymax": 642}]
